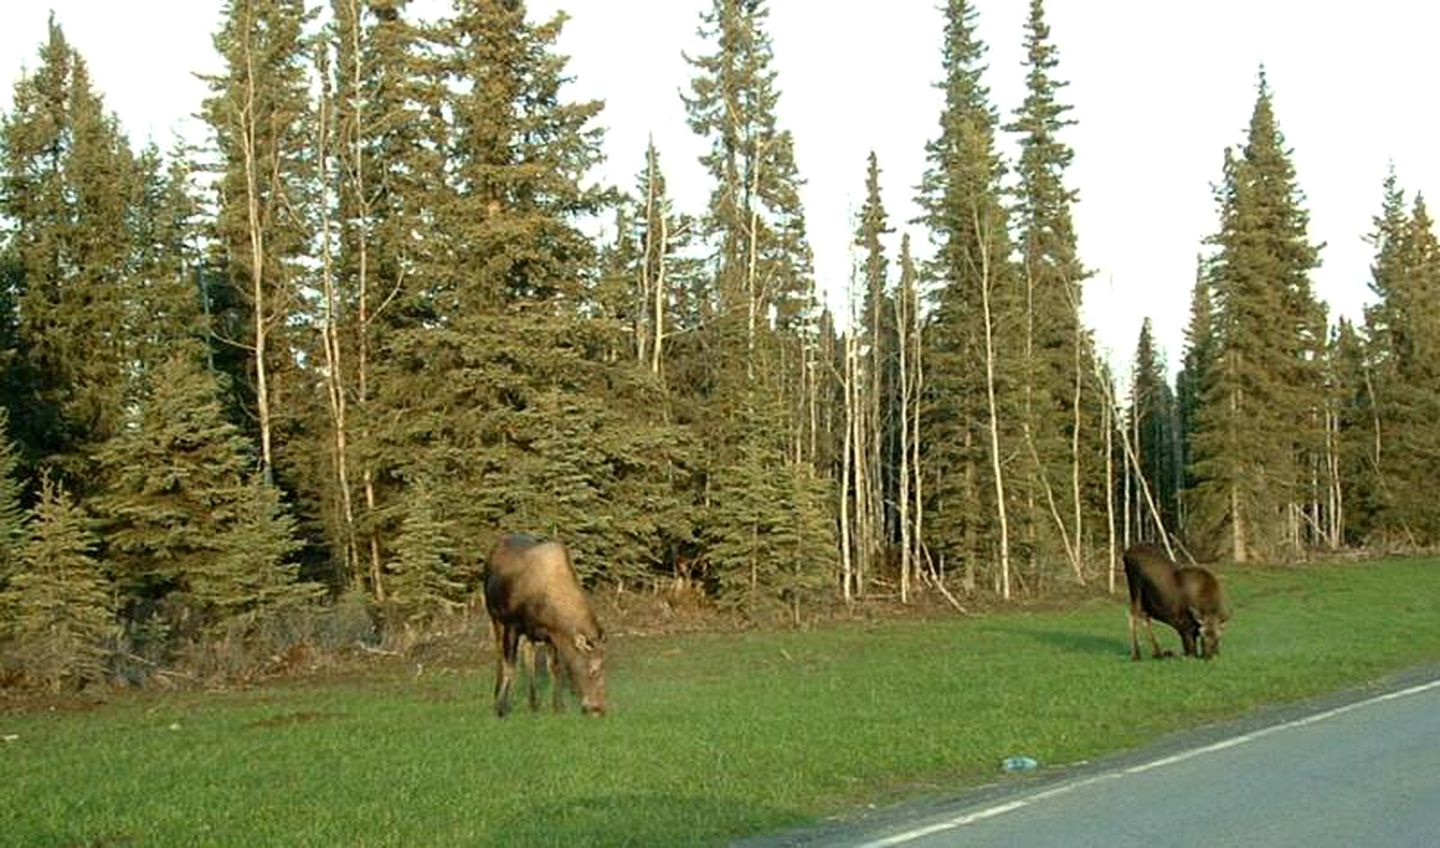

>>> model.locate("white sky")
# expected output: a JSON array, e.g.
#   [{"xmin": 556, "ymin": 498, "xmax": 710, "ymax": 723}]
[{"xmin": 5, "ymin": 1, "xmax": 1439, "ymax": 380}]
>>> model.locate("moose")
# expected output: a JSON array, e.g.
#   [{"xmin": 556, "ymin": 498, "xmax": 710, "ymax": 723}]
[
  {"xmin": 484, "ymin": 533, "xmax": 606, "ymax": 717},
  {"xmin": 1123, "ymin": 542, "xmax": 1229, "ymax": 661}
]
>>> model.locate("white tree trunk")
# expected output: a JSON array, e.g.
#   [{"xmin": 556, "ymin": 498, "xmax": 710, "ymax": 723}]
[{"xmin": 974, "ymin": 207, "xmax": 1011, "ymax": 600}]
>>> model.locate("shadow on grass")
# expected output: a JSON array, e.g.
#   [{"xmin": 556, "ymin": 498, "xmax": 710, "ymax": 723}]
[
  {"xmin": 489, "ymin": 792, "xmax": 804, "ymax": 848},
  {"xmin": 994, "ymin": 624, "xmax": 1127, "ymax": 658}
]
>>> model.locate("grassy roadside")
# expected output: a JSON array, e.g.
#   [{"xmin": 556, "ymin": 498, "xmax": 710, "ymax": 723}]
[{"xmin": 3, "ymin": 556, "xmax": 1439, "ymax": 847}]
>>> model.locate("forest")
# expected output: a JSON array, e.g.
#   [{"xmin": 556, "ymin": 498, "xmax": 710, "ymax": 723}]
[{"xmin": 1, "ymin": 0, "xmax": 1436, "ymax": 692}]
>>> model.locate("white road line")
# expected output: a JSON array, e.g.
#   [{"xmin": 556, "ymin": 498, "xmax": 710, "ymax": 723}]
[{"xmin": 854, "ymin": 677, "xmax": 1440, "ymax": 848}]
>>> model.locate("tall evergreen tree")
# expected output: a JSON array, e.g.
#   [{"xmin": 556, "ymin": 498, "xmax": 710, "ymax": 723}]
[
  {"xmin": 918, "ymin": 0, "xmax": 1019, "ymax": 595},
  {"xmin": 370, "ymin": 2, "xmax": 691, "ymax": 598},
  {"xmin": 1005, "ymin": 0, "xmax": 1090, "ymax": 581},
  {"xmin": 0, "ymin": 18, "xmax": 139, "ymax": 481},
  {"xmin": 1189, "ymin": 73, "xmax": 1322, "ymax": 560},
  {"xmin": 1356, "ymin": 171, "xmax": 1410, "ymax": 542},
  {"xmin": 683, "ymin": 0, "xmax": 833, "ymax": 606},
  {"xmin": 684, "ymin": 0, "xmax": 815, "ymax": 350},
  {"xmin": 1367, "ymin": 193, "xmax": 1440, "ymax": 543}
]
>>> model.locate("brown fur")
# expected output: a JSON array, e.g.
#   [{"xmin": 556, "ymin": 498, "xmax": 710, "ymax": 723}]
[
  {"xmin": 1123, "ymin": 543, "xmax": 1229, "ymax": 661},
  {"xmin": 484, "ymin": 534, "xmax": 606, "ymax": 716}
]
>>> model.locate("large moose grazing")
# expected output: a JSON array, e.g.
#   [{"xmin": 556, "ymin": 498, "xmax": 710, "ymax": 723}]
[
  {"xmin": 1123, "ymin": 542, "xmax": 1229, "ymax": 661},
  {"xmin": 484, "ymin": 534, "xmax": 606, "ymax": 717}
]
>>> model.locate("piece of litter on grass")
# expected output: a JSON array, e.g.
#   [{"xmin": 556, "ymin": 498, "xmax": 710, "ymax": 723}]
[
  {"xmin": 2, "ymin": 734, "xmax": 18, "ymax": 743},
  {"xmin": 168, "ymin": 723, "xmax": 181, "ymax": 731},
  {"xmin": 1001, "ymin": 755, "xmax": 1039, "ymax": 772}
]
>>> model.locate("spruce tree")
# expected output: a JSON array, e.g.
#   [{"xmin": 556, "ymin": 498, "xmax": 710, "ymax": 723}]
[
  {"xmin": 1, "ymin": 18, "xmax": 139, "ymax": 480},
  {"xmin": 372, "ymin": 2, "xmax": 692, "ymax": 597},
  {"xmin": 918, "ymin": 0, "xmax": 1019, "ymax": 595},
  {"xmin": 1362, "ymin": 170, "xmax": 1409, "ymax": 375},
  {"xmin": 94, "ymin": 355, "xmax": 308, "ymax": 639},
  {"xmin": 1370, "ymin": 195, "xmax": 1440, "ymax": 542},
  {"xmin": 1358, "ymin": 171, "xmax": 1412, "ymax": 542},
  {"xmin": 202, "ymin": 472, "xmax": 311, "ymax": 635},
  {"xmin": 684, "ymin": 0, "xmax": 815, "ymax": 347},
  {"xmin": 384, "ymin": 476, "xmax": 463, "ymax": 631},
  {"xmin": 1189, "ymin": 74, "xmax": 1322, "ymax": 560},
  {"xmin": 683, "ymin": 0, "xmax": 832, "ymax": 604},
  {"xmin": 1006, "ymin": 0, "xmax": 1090, "ymax": 580},
  {"xmin": 0, "ymin": 475, "xmax": 114, "ymax": 691}
]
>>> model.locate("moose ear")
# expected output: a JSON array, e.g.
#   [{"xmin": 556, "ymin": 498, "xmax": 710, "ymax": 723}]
[{"xmin": 574, "ymin": 633, "xmax": 594, "ymax": 653}]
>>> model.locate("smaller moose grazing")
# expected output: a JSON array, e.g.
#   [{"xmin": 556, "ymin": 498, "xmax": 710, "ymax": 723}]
[
  {"xmin": 1123, "ymin": 542, "xmax": 1229, "ymax": 661},
  {"xmin": 484, "ymin": 533, "xmax": 606, "ymax": 717}
]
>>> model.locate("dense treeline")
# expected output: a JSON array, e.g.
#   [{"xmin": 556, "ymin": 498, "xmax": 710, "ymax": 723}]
[{"xmin": 0, "ymin": 1, "xmax": 1433, "ymax": 690}]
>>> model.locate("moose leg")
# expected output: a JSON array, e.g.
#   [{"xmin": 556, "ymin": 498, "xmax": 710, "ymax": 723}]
[
  {"xmin": 1128, "ymin": 607, "xmax": 1143, "ymax": 661},
  {"xmin": 1143, "ymin": 617, "xmax": 1168, "ymax": 659},
  {"xmin": 491, "ymin": 619, "xmax": 506, "ymax": 701},
  {"xmin": 548, "ymin": 644, "xmax": 565, "ymax": 713},
  {"xmin": 495, "ymin": 625, "xmax": 521, "ymax": 718},
  {"xmin": 523, "ymin": 639, "xmax": 542, "ymax": 712}
]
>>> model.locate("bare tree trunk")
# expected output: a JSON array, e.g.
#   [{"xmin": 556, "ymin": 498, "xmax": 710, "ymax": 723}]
[
  {"xmin": 1229, "ymin": 361, "xmax": 1247, "ymax": 562},
  {"xmin": 807, "ymin": 338, "xmax": 818, "ymax": 465},
  {"xmin": 975, "ymin": 208, "xmax": 1011, "ymax": 600},
  {"xmin": 839, "ymin": 330, "xmax": 855, "ymax": 605},
  {"xmin": 867, "ymin": 273, "xmax": 884, "ymax": 586},
  {"xmin": 1326, "ymin": 405, "xmax": 1343, "ymax": 548},
  {"xmin": 1072, "ymin": 312, "xmax": 1085, "ymax": 580},
  {"xmin": 912, "ymin": 300, "xmax": 925, "ymax": 595},
  {"xmin": 1104, "ymin": 392, "xmax": 1117, "ymax": 593},
  {"xmin": 745, "ymin": 144, "xmax": 763, "ymax": 383},
  {"xmin": 1122, "ymin": 417, "xmax": 1132, "ymax": 550},
  {"xmin": 652, "ymin": 213, "xmax": 667, "ymax": 377},
  {"xmin": 338, "ymin": 0, "xmax": 385, "ymax": 599},
  {"xmin": 850, "ymin": 327, "xmax": 869, "ymax": 597},
  {"xmin": 315, "ymin": 42, "xmax": 360, "ymax": 586},
  {"xmin": 239, "ymin": 6, "xmax": 275, "ymax": 478},
  {"xmin": 962, "ymin": 427, "xmax": 976, "ymax": 594},
  {"xmin": 1133, "ymin": 401, "xmax": 1145, "ymax": 541},
  {"xmin": 638, "ymin": 143, "xmax": 656, "ymax": 367},
  {"xmin": 895, "ymin": 281, "xmax": 911, "ymax": 604}
]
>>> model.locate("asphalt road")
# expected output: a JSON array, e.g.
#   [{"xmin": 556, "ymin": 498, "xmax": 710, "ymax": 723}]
[{"xmin": 753, "ymin": 671, "xmax": 1440, "ymax": 848}]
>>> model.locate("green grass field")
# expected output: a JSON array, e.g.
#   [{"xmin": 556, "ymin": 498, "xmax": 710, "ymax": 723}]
[{"xmin": 4, "ymin": 556, "xmax": 1440, "ymax": 847}]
